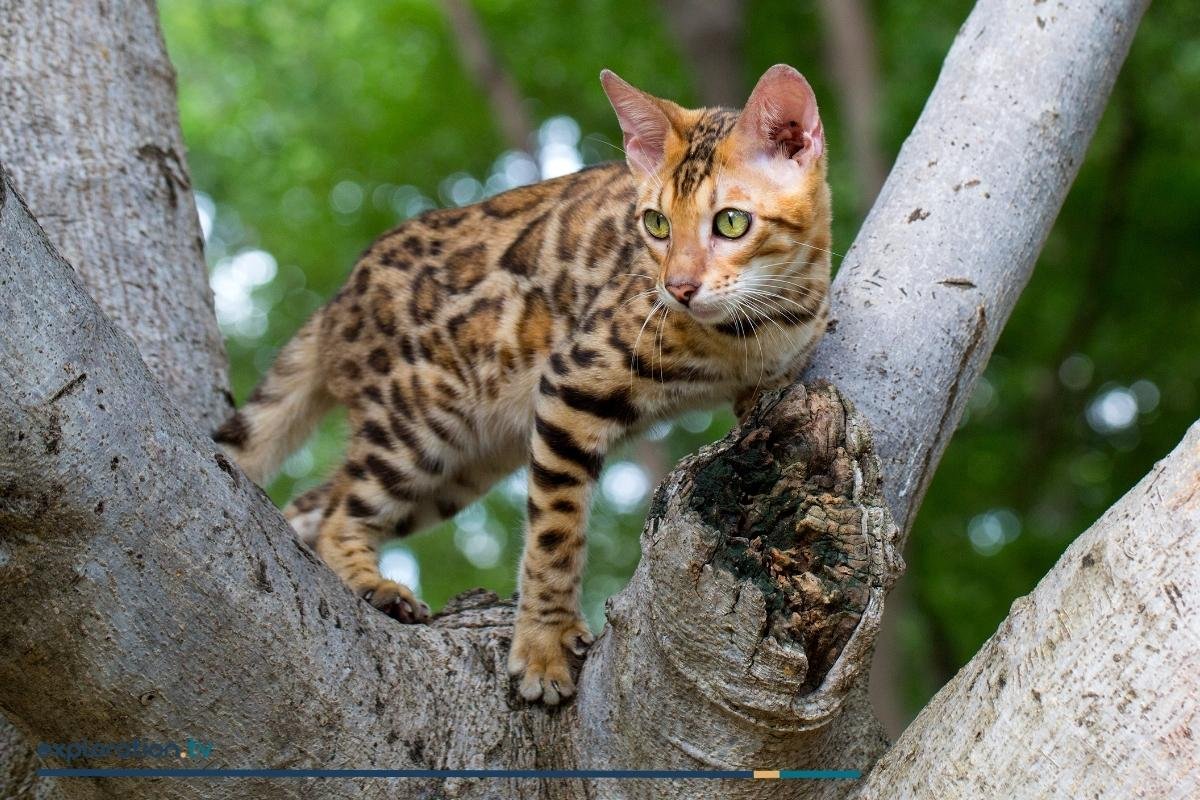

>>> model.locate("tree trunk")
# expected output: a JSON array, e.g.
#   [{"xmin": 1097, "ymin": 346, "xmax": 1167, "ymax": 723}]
[
  {"xmin": 0, "ymin": 2, "xmax": 230, "ymax": 795},
  {"xmin": 0, "ymin": 0, "xmax": 230, "ymax": 431},
  {"xmin": 849, "ymin": 419, "xmax": 1200, "ymax": 799},
  {"xmin": 0, "ymin": 0, "xmax": 1158, "ymax": 799},
  {"xmin": 804, "ymin": 0, "xmax": 1151, "ymax": 539}
]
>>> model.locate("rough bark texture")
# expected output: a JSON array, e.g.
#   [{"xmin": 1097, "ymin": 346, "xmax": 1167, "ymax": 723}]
[
  {"xmin": 576, "ymin": 383, "xmax": 903, "ymax": 798},
  {"xmin": 804, "ymin": 0, "xmax": 1151, "ymax": 537},
  {"xmin": 0, "ymin": 170, "xmax": 898, "ymax": 798},
  {"xmin": 0, "ymin": 0, "xmax": 230, "ymax": 430},
  {"xmin": 0, "ymin": 2, "xmax": 231, "ymax": 794},
  {"xmin": 0, "ymin": 721, "xmax": 56, "ymax": 800},
  {"xmin": 850, "ymin": 421, "xmax": 1200, "ymax": 799},
  {"xmin": 0, "ymin": 0, "xmax": 1160, "ymax": 797}
]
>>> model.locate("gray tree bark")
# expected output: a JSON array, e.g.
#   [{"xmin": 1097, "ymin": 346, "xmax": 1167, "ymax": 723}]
[
  {"xmin": 849, "ymin": 419, "xmax": 1200, "ymax": 799},
  {"xmin": 0, "ymin": 0, "xmax": 230, "ymax": 430},
  {"xmin": 0, "ymin": 1, "xmax": 1160, "ymax": 799},
  {"xmin": 0, "ymin": 2, "xmax": 231, "ymax": 795},
  {"xmin": 804, "ymin": 0, "xmax": 1151, "ymax": 539}
]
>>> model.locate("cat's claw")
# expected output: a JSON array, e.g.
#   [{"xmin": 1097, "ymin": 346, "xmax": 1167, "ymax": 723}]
[
  {"xmin": 508, "ymin": 618, "xmax": 593, "ymax": 705},
  {"xmin": 361, "ymin": 579, "xmax": 430, "ymax": 624},
  {"xmin": 566, "ymin": 629, "xmax": 594, "ymax": 656}
]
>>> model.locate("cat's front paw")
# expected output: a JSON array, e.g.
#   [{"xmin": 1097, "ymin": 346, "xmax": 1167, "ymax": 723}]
[
  {"xmin": 360, "ymin": 578, "xmax": 431, "ymax": 624},
  {"xmin": 507, "ymin": 617, "xmax": 594, "ymax": 705}
]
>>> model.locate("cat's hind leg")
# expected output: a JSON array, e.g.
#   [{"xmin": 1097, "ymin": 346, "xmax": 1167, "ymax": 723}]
[
  {"xmin": 316, "ymin": 482, "xmax": 430, "ymax": 623},
  {"xmin": 314, "ymin": 415, "xmax": 452, "ymax": 622}
]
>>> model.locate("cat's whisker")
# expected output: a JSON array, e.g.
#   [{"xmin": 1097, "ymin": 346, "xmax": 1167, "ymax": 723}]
[
  {"xmin": 782, "ymin": 237, "xmax": 845, "ymax": 261},
  {"xmin": 737, "ymin": 296, "xmax": 808, "ymax": 325},
  {"xmin": 722, "ymin": 297, "xmax": 768, "ymax": 393},
  {"xmin": 734, "ymin": 297, "xmax": 769, "ymax": 392},
  {"xmin": 719, "ymin": 297, "xmax": 747, "ymax": 344},
  {"xmin": 736, "ymin": 294, "xmax": 796, "ymax": 341},
  {"xmin": 741, "ymin": 302, "xmax": 807, "ymax": 344},
  {"xmin": 726, "ymin": 300, "xmax": 750, "ymax": 354},
  {"xmin": 740, "ymin": 274, "xmax": 824, "ymax": 292},
  {"xmin": 736, "ymin": 279, "xmax": 826, "ymax": 304},
  {"xmin": 654, "ymin": 305, "xmax": 670, "ymax": 384},
  {"xmin": 603, "ymin": 273, "xmax": 657, "ymax": 293},
  {"xmin": 617, "ymin": 289, "xmax": 660, "ymax": 313},
  {"xmin": 750, "ymin": 255, "xmax": 828, "ymax": 272},
  {"xmin": 739, "ymin": 273, "xmax": 827, "ymax": 293},
  {"xmin": 630, "ymin": 300, "xmax": 665, "ymax": 391},
  {"xmin": 739, "ymin": 278, "xmax": 825, "ymax": 299},
  {"xmin": 740, "ymin": 287, "xmax": 817, "ymax": 324},
  {"xmin": 740, "ymin": 290, "xmax": 799, "ymax": 332},
  {"xmin": 733, "ymin": 301, "xmax": 751, "ymax": 343}
]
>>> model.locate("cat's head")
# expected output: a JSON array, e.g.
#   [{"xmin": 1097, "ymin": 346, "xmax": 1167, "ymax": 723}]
[{"xmin": 601, "ymin": 65, "xmax": 831, "ymax": 327}]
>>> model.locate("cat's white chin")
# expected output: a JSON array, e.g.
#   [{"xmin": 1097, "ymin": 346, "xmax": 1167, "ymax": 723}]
[{"xmin": 685, "ymin": 304, "xmax": 727, "ymax": 324}]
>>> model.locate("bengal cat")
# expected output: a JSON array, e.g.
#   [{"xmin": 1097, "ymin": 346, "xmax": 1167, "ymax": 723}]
[{"xmin": 215, "ymin": 64, "xmax": 832, "ymax": 704}]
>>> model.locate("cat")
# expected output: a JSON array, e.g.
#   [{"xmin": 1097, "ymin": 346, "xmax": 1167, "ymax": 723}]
[{"xmin": 215, "ymin": 64, "xmax": 832, "ymax": 705}]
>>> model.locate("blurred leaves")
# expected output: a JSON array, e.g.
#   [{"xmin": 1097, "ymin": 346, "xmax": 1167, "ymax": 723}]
[{"xmin": 160, "ymin": 0, "xmax": 1199, "ymax": 718}]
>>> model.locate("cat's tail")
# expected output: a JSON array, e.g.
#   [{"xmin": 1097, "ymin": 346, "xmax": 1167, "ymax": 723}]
[{"xmin": 213, "ymin": 311, "xmax": 334, "ymax": 487}]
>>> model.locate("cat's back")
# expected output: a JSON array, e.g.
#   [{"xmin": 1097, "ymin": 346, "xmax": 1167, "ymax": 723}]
[
  {"xmin": 318, "ymin": 161, "xmax": 639, "ymax": 402},
  {"xmin": 355, "ymin": 160, "xmax": 633, "ymax": 292}
]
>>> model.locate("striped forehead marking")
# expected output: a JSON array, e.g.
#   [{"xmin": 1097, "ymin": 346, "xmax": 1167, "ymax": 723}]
[{"xmin": 672, "ymin": 109, "xmax": 738, "ymax": 198}]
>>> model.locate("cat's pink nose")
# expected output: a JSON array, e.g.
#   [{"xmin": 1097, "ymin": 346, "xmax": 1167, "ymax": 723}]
[{"xmin": 666, "ymin": 280, "xmax": 700, "ymax": 306}]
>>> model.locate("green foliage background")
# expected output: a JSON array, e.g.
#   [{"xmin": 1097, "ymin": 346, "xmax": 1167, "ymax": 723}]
[{"xmin": 160, "ymin": 0, "xmax": 1200, "ymax": 722}]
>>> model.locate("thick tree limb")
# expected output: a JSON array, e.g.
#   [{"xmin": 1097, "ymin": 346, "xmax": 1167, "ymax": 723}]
[
  {"xmin": 804, "ymin": 0, "xmax": 1151, "ymax": 537},
  {"xmin": 1, "ymin": 166, "xmax": 899, "ymax": 798},
  {"xmin": 0, "ymin": 2, "xmax": 231, "ymax": 793},
  {"xmin": 0, "ymin": 0, "xmax": 1156, "ymax": 798},
  {"xmin": 0, "ymin": 721, "xmax": 55, "ymax": 800},
  {"xmin": 0, "ymin": 0, "xmax": 230, "ymax": 430},
  {"xmin": 850, "ymin": 420, "xmax": 1200, "ymax": 798}
]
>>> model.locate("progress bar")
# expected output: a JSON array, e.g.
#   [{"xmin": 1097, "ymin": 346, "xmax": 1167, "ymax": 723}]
[{"xmin": 39, "ymin": 768, "xmax": 862, "ymax": 781}]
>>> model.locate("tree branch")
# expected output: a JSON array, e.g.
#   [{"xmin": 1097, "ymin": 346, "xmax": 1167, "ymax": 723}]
[
  {"xmin": 0, "ymin": 174, "xmax": 898, "ymax": 794},
  {"xmin": 0, "ymin": 0, "xmax": 1155, "ymax": 797},
  {"xmin": 849, "ymin": 418, "xmax": 1200, "ymax": 798},
  {"xmin": 804, "ymin": 0, "xmax": 1151, "ymax": 538},
  {"xmin": 0, "ymin": 2, "xmax": 232, "ymax": 793}
]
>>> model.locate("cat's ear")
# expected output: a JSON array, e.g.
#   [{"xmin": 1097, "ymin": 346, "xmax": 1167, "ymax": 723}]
[
  {"xmin": 734, "ymin": 65, "xmax": 824, "ymax": 166},
  {"xmin": 600, "ymin": 70, "xmax": 675, "ymax": 179}
]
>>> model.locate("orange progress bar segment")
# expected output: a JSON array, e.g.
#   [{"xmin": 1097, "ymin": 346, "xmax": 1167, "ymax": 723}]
[{"xmin": 753, "ymin": 770, "xmax": 781, "ymax": 779}]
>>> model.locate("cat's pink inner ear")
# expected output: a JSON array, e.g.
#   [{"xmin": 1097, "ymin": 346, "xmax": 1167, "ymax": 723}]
[
  {"xmin": 600, "ymin": 70, "xmax": 672, "ymax": 178},
  {"xmin": 736, "ymin": 64, "xmax": 824, "ymax": 164}
]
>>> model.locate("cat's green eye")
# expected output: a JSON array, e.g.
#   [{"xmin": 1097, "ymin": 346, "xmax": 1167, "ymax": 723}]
[
  {"xmin": 714, "ymin": 208, "xmax": 751, "ymax": 239},
  {"xmin": 642, "ymin": 209, "xmax": 671, "ymax": 239}
]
